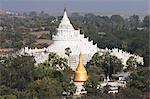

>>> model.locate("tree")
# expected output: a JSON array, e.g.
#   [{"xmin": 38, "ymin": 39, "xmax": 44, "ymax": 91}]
[
  {"xmin": 65, "ymin": 47, "xmax": 72, "ymax": 57},
  {"xmin": 110, "ymin": 15, "xmax": 125, "ymax": 31},
  {"xmin": 84, "ymin": 13, "xmax": 96, "ymax": 25},
  {"xmin": 142, "ymin": 15, "xmax": 150, "ymax": 29},
  {"xmin": 87, "ymin": 65, "xmax": 105, "ymax": 84},
  {"xmin": 24, "ymin": 33, "xmax": 37, "ymax": 47},
  {"xmin": 28, "ymin": 77, "xmax": 63, "ymax": 98},
  {"xmin": 126, "ymin": 56, "xmax": 137, "ymax": 71},
  {"xmin": 0, "ymin": 85, "xmax": 17, "ymax": 96},
  {"xmin": 65, "ymin": 47, "xmax": 72, "ymax": 66},
  {"xmin": 33, "ymin": 63, "xmax": 53, "ymax": 80},
  {"xmin": 129, "ymin": 15, "xmax": 140, "ymax": 29},
  {"xmin": 127, "ymin": 67, "xmax": 150, "ymax": 92},
  {"xmin": 29, "ymin": 11, "xmax": 37, "ymax": 17},
  {"xmin": 84, "ymin": 65, "xmax": 104, "ymax": 96},
  {"xmin": 0, "ymin": 56, "xmax": 35, "ymax": 89},
  {"xmin": 62, "ymin": 82, "xmax": 76, "ymax": 94},
  {"xmin": 39, "ymin": 11, "xmax": 44, "ymax": 16},
  {"xmin": 70, "ymin": 12, "xmax": 83, "ymax": 29},
  {"xmin": 102, "ymin": 52, "xmax": 123, "ymax": 77},
  {"xmin": 117, "ymin": 87, "xmax": 143, "ymax": 98},
  {"xmin": 47, "ymin": 52, "xmax": 68, "ymax": 70},
  {"xmin": 88, "ymin": 52, "xmax": 123, "ymax": 78}
]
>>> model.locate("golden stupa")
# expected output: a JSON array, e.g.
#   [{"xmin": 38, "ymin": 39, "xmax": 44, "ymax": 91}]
[{"xmin": 74, "ymin": 52, "xmax": 88, "ymax": 82}]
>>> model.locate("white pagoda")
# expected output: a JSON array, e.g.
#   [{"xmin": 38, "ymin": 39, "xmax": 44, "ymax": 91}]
[
  {"xmin": 19, "ymin": 8, "xmax": 144, "ymax": 70},
  {"xmin": 46, "ymin": 8, "xmax": 98, "ymax": 70}
]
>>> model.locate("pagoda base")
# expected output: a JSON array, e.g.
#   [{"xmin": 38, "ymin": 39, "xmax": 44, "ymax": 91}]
[{"xmin": 74, "ymin": 81, "xmax": 87, "ymax": 95}]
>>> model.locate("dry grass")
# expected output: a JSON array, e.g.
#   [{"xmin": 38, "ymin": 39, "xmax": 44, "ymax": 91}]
[
  {"xmin": 34, "ymin": 39, "xmax": 53, "ymax": 45},
  {"xmin": 30, "ymin": 31, "xmax": 49, "ymax": 38}
]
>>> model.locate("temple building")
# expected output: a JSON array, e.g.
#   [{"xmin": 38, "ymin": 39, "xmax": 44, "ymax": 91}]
[
  {"xmin": 74, "ymin": 52, "xmax": 88, "ymax": 95},
  {"xmin": 46, "ymin": 8, "xmax": 98, "ymax": 70},
  {"xmin": 19, "ymin": 8, "xmax": 144, "ymax": 70}
]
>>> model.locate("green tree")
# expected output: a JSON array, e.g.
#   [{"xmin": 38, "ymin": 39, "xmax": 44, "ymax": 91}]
[
  {"xmin": 88, "ymin": 52, "xmax": 123, "ymax": 78},
  {"xmin": 126, "ymin": 56, "xmax": 137, "ymax": 71},
  {"xmin": 65, "ymin": 47, "xmax": 72, "ymax": 66},
  {"xmin": 142, "ymin": 15, "xmax": 150, "ymax": 29},
  {"xmin": 65, "ymin": 47, "xmax": 72, "ymax": 57},
  {"xmin": 47, "ymin": 52, "xmax": 68, "ymax": 70},
  {"xmin": 117, "ymin": 87, "xmax": 143, "ymax": 99},
  {"xmin": 84, "ymin": 66, "xmax": 104, "ymax": 96},
  {"xmin": 87, "ymin": 65, "xmax": 105, "ymax": 85},
  {"xmin": 24, "ymin": 33, "xmax": 37, "ymax": 46},
  {"xmin": 0, "ymin": 56, "xmax": 35, "ymax": 89},
  {"xmin": 28, "ymin": 77, "xmax": 63, "ymax": 98},
  {"xmin": 33, "ymin": 63, "xmax": 53, "ymax": 80},
  {"xmin": 29, "ymin": 11, "xmax": 37, "ymax": 17},
  {"xmin": 127, "ymin": 67, "xmax": 150, "ymax": 92},
  {"xmin": 0, "ymin": 85, "xmax": 17, "ymax": 96},
  {"xmin": 28, "ymin": 59, "xmax": 74, "ymax": 98},
  {"xmin": 110, "ymin": 15, "xmax": 125, "ymax": 31},
  {"xmin": 129, "ymin": 14, "xmax": 140, "ymax": 29}
]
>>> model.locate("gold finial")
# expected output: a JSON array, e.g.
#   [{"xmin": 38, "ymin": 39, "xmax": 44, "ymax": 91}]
[
  {"xmin": 79, "ymin": 52, "xmax": 83, "ymax": 64},
  {"xmin": 64, "ymin": 7, "xmax": 67, "ymax": 12}
]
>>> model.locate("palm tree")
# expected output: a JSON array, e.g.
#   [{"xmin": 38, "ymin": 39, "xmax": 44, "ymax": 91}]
[
  {"xmin": 47, "ymin": 52, "xmax": 68, "ymax": 70},
  {"xmin": 101, "ymin": 52, "xmax": 123, "ymax": 78},
  {"xmin": 65, "ymin": 47, "xmax": 72, "ymax": 66},
  {"xmin": 48, "ymin": 52, "xmax": 59, "ymax": 67}
]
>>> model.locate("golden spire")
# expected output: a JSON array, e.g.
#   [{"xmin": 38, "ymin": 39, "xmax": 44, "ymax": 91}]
[{"xmin": 74, "ymin": 52, "xmax": 88, "ymax": 82}]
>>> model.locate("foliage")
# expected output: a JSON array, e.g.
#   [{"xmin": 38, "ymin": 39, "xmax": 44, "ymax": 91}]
[
  {"xmin": 0, "ymin": 95, "xmax": 16, "ymax": 99},
  {"xmin": 27, "ymin": 77, "xmax": 63, "ymax": 98},
  {"xmin": 113, "ymin": 67, "xmax": 150, "ymax": 99},
  {"xmin": 117, "ymin": 87, "xmax": 143, "ymax": 99},
  {"xmin": 126, "ymin": 56, "xmax": 137, "ymax": 71},
  {"xmin": 0, "ymin": 85, "xmax": 17, "ymax": 96},
  {"xmin": 84, "ymin": 80, "xmax": 102, "ymax": 97},
  {"xmin": 24, "ymin": 33, "xmax": 37, "ymax": 46},
  {"xmin": 38, "ymin": 33, "xmax": 52, "ymax": 39},
  {"xmin": 85, "ymin": 52, "xmax": 123, "ymax": 96},
  {"xmin": 86, "ymin": 66, "xmax": 104, "ymax": 88},
  {"xmin": 47, "ymin": 52, "xmax": 68, "ymax": 70},
  {"xmin": 110, "ymin": 15, "xmax": 125, "ymax": 31},
  {"xmin": 0, "ymin": 32, "xmax": 23, "ymax": 48},
  {"xmin": 129, "ymin": 14, "xmax": 140, "ymax": 29},
  {"xmin": 0, "ymin": 53, "xmax": 75, "ymax": 98},
  {"xmin": 33, "ymin": 63, "xmax": 53, "ymax": 80},
  {"xmin": 65, "ymin": 47, "xmax": 72, "ymax": 66},
  {"xmin": 127, "ymin": 67, "xmax": 150, "ymax": 92},
  {"xmin": 29, "ymin": 43, "xmax": 49, "ymax": 49},
  {"xmin": 142, "ymin": 15, "xmax": 150, "ymax": 28},
  {"xmin": 87, "ymin": 52, "xmax": 123, "ymax": 77},
  {"xmin": 65, "ymin": 47, "xmax": 72, "ymax": 57},
  {"xmin": 0, "ymin": 55, "xmax": 35, "ymax": 89}
]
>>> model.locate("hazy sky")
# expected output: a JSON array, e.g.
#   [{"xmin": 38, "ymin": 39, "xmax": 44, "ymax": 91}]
[{"xmin": 0, "ymin": 0, "xmax": 149, "ymax": 17}]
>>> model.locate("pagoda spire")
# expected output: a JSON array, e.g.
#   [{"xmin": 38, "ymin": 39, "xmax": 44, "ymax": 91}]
[
  {"xmin": 64, "ymin": 7, "xmax": 67, "ymax": 12},
  {"xmin": 76, "ymin": 52, "xmax": 84, "ymax": 71},
  {"xmin": 58, "ymin": 7, "xmax": 74, "ymax": 29},
  {"xmin": 74, "ymin": 52, "xmax": 88, "ymax": 82},
  {"xmin": 62, "ymin": 6, "xmax": 69, "ymax": 21}
]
